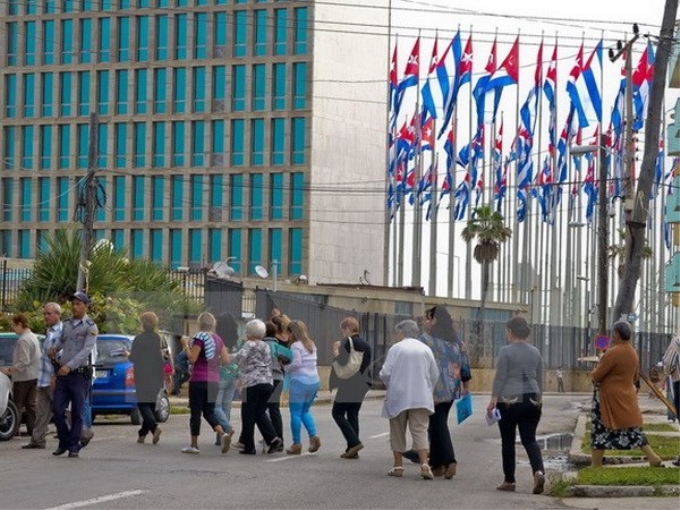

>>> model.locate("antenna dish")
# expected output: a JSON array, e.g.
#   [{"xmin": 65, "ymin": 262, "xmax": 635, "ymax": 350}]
[
  {"xmin": 255, "ymin": 265, "xmax": 269, "ymax": 279},
  {"xmin": 212, "ymin": 261, "xmax": 235, "ymax": 278}
]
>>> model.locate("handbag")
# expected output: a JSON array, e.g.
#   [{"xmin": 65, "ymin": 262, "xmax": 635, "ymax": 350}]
[
  {"xmin": 455, "ymin": 393, "xmax": 473, "ymax": 424},
  {"xmin": 332, "ymin": 337, "xmax": 364, "ymax": 380}
]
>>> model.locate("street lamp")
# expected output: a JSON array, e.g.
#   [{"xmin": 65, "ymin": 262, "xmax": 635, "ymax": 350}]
[{"xmin": 571, "ymin": 134, "xmax": 608, "ymax": 337}]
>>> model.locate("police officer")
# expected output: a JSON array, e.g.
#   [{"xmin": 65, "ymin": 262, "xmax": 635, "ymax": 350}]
[{"xmin": 49, "ymin": 291, "xmax": 98, "ymax": 458}]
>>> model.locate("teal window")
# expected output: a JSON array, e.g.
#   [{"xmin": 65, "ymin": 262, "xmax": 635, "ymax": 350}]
[
  {"xmin": 0, "ymin": 230, "xmax": 12, "ymax": 256},
  {"xmin": 114, "ymin": 123, "xmax": 126, "ymax": 168},
  {"xmin": 153, "ymin": 122, "xmax": 166, "ymax": 168},
  {"xmin": 213, "ymin": 12, "xmax": 227, "ymax": 55},
  {"xmin": 191, "ymin": 175, "xmax": 203, "ymax": 221},
  {"xmin": 271, "ymin": 118, "xmax": 285, "ymax": 166},
  {"xmin": 77, "ymin": 124, "xmax": 88, "ymax": 169},
  {"xmin": 291, "ymin": 118, "xmax": 306, "ymax": 165},
  {"xmin": 289, "ymin": 228, "xmax": 303, "ymax": 274},
  {"xmin": 154, "ymin": 68, "xmax": 167, "ymax": 113},
  {"xmin": 231, "ymin": 120, "xmax": 244, "ymax": 166},
  {"xmin": 232, "ymin": 65, "xmax": 245, "ymax": 111},
  {"xmin": 272, "ymin": 63, "xmax": 286, "ymax": 110},
  {"xmin": 116, "ymin": 70, "xmax": 128, "ymax": 114},
  {"xmin": 251, "ymin": 119, "xmax": 264, "ymax": 166},
  {"xmin": 252, "ymin": 64, "xmax": 266, "ymax": 111},
  {"xmin": 137, "ymin": 16, "xmax": 149, "ymax": 62},
  {"xmin": 97, "ymin": 70, "xmax": 109, "ymax": 115},
  {"xmin": 21, "ymin": 127, "xmax": 34, "ymax": 170},
  {"xmin": 39, "ymin": 177, "xmax": 50, "ymax": 222},
  {"xmin": 135, "ymin": 69, "xmax": 147, "ymax": 114},
  {"xmin": 150, "ymin": 229, "xmax": 163, "ymax": 263},
  {"xmin": 134, "ymin": 122, "xmax": 146, "ymax": 167},
  {"xmin": 5, "ymin": 76, "xmax": 17, "ymax": 118},
  {"xmin": 60, "ymin": 72, "xmax": 72, "ymax": 116},
  {"xmin": 18, "ymin": 230, "xmax": 30, "ymax": 258},
  {"xmin": 294, "ymin": 7, "xmax": 308, "ymax": 55},
  {"xmin": 130, "ymin": 229, "xmax": 143, "ymax": 259},
  {"xmin": 111, "ymin": 230, "xmax": 124, "ymax": 251},
  {"xmin": 269, "ymin": 228, "xmax": 282, "ymax": 268},
  {"xmin": 113, "ymin": 175, "xmax": 125, "ymax": 221},
  {"xmin": 97, "ymin": 124, "xmax": 107, "ymax": 168},
  {"xmin": 2, "ymin": 179, "xmax": 13, "ymax": 221},
  {"xmin": 175, "ymin": 14, "xmax": 188, "ymax": 60},
  {"xmin": 63, "ymin": 0, "xmax": 76, "ymax": 12},
  {"xmin": 250, "ymin": 173, "xmax": 263, "ymax": 220},
  {"xmin": 270, "ymin": 173, "xmax": 284, "ymax": 220},
  {"xmin": 171, "ymin": 175, "xmax": 183, "ymax": 221},
  {"xmin": 210, "ymin": 174, "xmax": 223, "ymax": 208},
  {"xmin": 189, "ymin": 228, "xmax": 203, "ymax": 265},
  {"xmin": 274, "ymin": 9, "xmax": 287, "ymax": 56},
  {"xmin": 100, "ymin": 0, "xmax": 114, "ymax": 10},
  {"xmin": 228, "ymin": 229, "xmax": 242, "ymax": 273},
  {"xmin": 118, "ymin": 17, "xmax": 130, "ymax": 62},
  {"xmin": 195, "ymin": 0, "xmax": 207, "ymax": 5},
  {"xmin": 3, "ymin": 127, "xmax": 16, "ymax": 170},
  {"xmin": 230, "ymin": 174, "xmax": 243, "ymax": 220},
  {"xmin": 234, "ymin": 11, "xmax": 247, "ymax": 58},
  {"xmin": 94, "ymin": 177, "xmax": 106, "ymax": 221},
  {"xmin": 248, "ymin": 229, "xmax": 262, "ymax": 274},
  {"xmin": 172, "ymin": 121, "xmax": 185, "ymax": 166},
  {"xmin": 211, "ymin": 120, "xmax": 225, "ymax": 163},
  {"xmin": 151, "ymin": 176, "xmax": 164, "ymax": 221},
  {"xmin": 57, "ymin": 177, "xmax": 68, "ymax": 221},
  {"xmin": 20, "ymin": 178, "xmax": 31, "ymax": 222},
  {"xmin": 7, "ymin": 23, "xmax": 18, "ymax": 66},
  {"xmin": 194, "ymin": 13, "xmax": 207, "ymax": 59},
  {"xmin": 212, "ymin": 66, "xmax": 226, "ymax": 110},
  {"xmin": 138, "ymin": 0, "xmax": 151, "ymax": 7},
  {"xmin": 78, "ymin": 71, "xmax": 90, "ymax": 116},
  {"xmin": 208, "ymin": 229, "xmax": 222, "ymax": 263},
  {"xmin": 43, "ymin": 21, "xmax": 55, "ymax": 65},
  {"xmin": 58, "ymin": 125, "xmax": 70, "ymax": 169},
  {"xmin": 23, "ymin": 73, "xmax": 35, "ymax": 117},
  {"xmin": 293, "ymin": 62, "xmax": 307, "ymax": 109},
  {"xmin": 37, "ymin": 230, "xmax": 48, "ymax": 254},
  {"xmin": 193, "ymin": 67, "xmax": 206, "ymax": 113},
  {"xmin": 192, "ymin": 121, "xmax": 205, "ymax": 166},
  {"xmin": 169, "ymin": 229, "xmax": 182, "ymax": 269},
  {"xmin": 175, "ymin": 0, "xmax": 187, "ymax": 6},
  {"xmin": 98, "ymin": 18, "xmax": 111, "ymax": 62},
  {"xmin": 42, "ymin": 72, "xmax": 53, "ymax": 116},
  {"xmin": 174, "ymin": 68, "xmax": 186, "ymax": 113},
  {"xmin": 290, "ymin": 172, "xmax": 304, "ymax": 220},
  {"xmin": 132, "ymin": 176, "xmax": 144, "ymax": 221},
  {"xmin": 40, "ymin": 126, "xmax": 52, "ymax": 169},
  {"xmin": 25, "ymin": 21, "xmax": 37, "ymax": 66},
  {"xmin": 61, "ymin": 19, "xmax": 74, "ymax": 64},
  {"xmin": 155, "ymin": 15, "xmax": 169, "ymax": 60},
  {"xmin": 254, "ymin": 10, "xmax": 268, "ymax": 56},
  {"xmin": 80, "ymin": 18, "xmax": 92, "ymax": 63}
]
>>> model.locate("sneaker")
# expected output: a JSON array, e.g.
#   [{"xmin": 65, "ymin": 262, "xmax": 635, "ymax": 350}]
[
  {"xmin": 137, "ymin": 435, "xmax": 146, "ymax": 444},
  {"xmin": 221, "ymin": 433, "xmax": 231, "ymax": 454},
  {"xmin": 420, "ymin": 463, "xmax": 434, "ymax": 480},
  {"xmin": 496, "ymin": 481, "xmax": 516, "ymax": 492},
  {"xmin": 232, "ymin": 440, "xmax": 245, "ymax": 450},
  {"xmin": 152, "ymin": 427, "xmax": 162, "ymax": 445},
  {"xmin": 267, "ymin": 437, "xmax": 283, "ymax": 454},
  {"xmin": 533, "ymin": 471, "xmax": 545, "ymax": 495},
  {"xmin": 180, "ymin": 446, "xmax": 200, "ymax": 454}
]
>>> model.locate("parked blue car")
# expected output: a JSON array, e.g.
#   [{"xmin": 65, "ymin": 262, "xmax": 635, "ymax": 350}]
[{"xmin": 92, "ymin": 334, "xmax": 170, "ymax": 425}]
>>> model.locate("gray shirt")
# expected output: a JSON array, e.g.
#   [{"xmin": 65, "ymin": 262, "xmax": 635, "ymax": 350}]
[
  {"xmin": 232, "ymin": 340, "xmax": 273, "ymax": 388},
  {"xmin": 12, "ymin": 331, "xmax": 41, "ymax": 382},
  {"xmin": 492, "ymin": 342, "xmax": 543, "ymax": 398},
  {"xmin": 54, "ymin": 314, "xmax": 98, "ymax": 370}
]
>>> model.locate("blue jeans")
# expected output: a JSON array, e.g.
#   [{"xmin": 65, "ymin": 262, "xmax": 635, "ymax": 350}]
[
  {"xmin": 213, "ymin": 377, "xmax": 238, "ymax": 432},
  {"xmin": 288, "ymin": 379, "xmax": 319, "ymax": 444}
]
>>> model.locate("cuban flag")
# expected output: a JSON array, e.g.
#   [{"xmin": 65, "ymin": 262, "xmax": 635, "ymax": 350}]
[
  {"xmin": 436, "ymin": 35, "xmax": 454, "ymax": 105},
  {"xmin": 420, "ymin": 116, "xmax": 435, "ymax": 152},
  {"xmin": 484, "ymin": 35, "xmax": 520, "ymax": 124},
  {"xmin": 566, "ymin": 40, "xmax": 603, "ymax": 128},
  {"xmin": 543, "ymin": 41, "xmax": 557, "ymax": 152},
  {"xmin": 632, "ymin": 40, "xmax": 655, "ymax": 131},
  {"xmin": 493, "ymin": 120, "xmax": 507, "ymax": 211},
  {"xmin": 395, "ymin": 37, "xmax": 420, "ymax": 119},
  {"xmin": 651, "ymin": 139, "xmax": 664, "ymax": 199},
  {"xmin": 583, "ymin": 153, "xmax": 598, "ymax": 223},
  {"xmin": 389, "ymin": 42, "xmax": 399, "ymax": 128},
  {"xmin": 533, "ymin": 155, "xmax": 554, "ymax": 223},
  {"xmin": 421, "ymin": 36, "xmax": 439, "ymax": 121},
  {"xmin": 439, "ymin": 31, "xmax": 471, "ymax": 138},
  {"xmin": 453, "ymin": 177, "xmax": 471, "ymax": 221},
  {"xmin": 610, "ymin": 58, "xmax": 626, "ymax": 136},
  {"xmin": 472, "ymin": 37, "xmax": 497, "ymax": 128}
]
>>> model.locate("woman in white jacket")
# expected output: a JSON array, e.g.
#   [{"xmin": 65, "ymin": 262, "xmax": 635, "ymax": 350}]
[{"xmin": 662, "ymin": 335, "xmax": 680, "ymax": 466}]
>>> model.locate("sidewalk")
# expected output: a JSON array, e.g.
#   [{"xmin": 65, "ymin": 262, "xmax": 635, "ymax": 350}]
[{"xmin": 169, "ymin": 389, "xmax": 386, "ymax": 408}]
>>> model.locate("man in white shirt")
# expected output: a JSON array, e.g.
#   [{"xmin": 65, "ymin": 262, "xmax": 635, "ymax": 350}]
[{"xmin": 379, "ymin": 319, "xmax": 439, "ymax": 480}]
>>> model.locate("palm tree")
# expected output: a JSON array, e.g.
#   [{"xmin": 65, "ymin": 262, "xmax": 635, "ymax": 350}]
[{"xmin": 461, "ymin": 206, "xmax": 512, "ymax": 364}]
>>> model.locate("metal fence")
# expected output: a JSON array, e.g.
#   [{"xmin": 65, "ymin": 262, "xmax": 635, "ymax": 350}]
[{"xmin": 0, "ymin": 263, "xmax": 32, "ymax": 312}]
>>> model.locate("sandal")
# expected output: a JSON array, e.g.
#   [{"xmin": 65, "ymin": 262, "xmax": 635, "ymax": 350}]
[
  {"xmin": 420, "ymin": 463, "xmax": 434, "ymax": 480},
  {"xmin": 387, "ymin": 466, "xmax": 404, "ymax": 477}
]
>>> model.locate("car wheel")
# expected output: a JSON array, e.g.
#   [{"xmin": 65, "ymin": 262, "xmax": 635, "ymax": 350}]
[
  {"xmin": 130, "ymin": 408, "xmax": 142, "ymax": 426},
  {"xmin": 155, "ymin": 392, "xmax": 170, "ymax": 423},
  {"xmin": 0, "ymin": 400, "xmax": 20, "ymax": 441}
]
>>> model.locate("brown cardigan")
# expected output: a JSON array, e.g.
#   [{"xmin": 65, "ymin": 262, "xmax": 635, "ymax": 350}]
[{"xmin": 591, "ymin": 341, "xmax": 643, "ymax": 430}]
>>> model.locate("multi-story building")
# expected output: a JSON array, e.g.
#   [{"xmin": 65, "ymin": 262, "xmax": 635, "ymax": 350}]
[{"xmin": 0, "ymin": 0, "xmax": 388, "ymax": 284}]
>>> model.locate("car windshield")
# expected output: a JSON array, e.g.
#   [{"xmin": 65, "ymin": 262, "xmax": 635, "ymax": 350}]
[{"xmin": 96, "ymin": 338, "xmax": 131, "ymax": 364}]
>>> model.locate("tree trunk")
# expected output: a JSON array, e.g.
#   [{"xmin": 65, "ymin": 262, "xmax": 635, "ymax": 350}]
[{"xmin": 614, "ymin": 0, "xmax": 679, "ymax": 320}]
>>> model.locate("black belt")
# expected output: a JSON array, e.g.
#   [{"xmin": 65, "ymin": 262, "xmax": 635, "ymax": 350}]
[{"xmin": 71, "ymin": 366, "xmax": 92, "ymax": 375}]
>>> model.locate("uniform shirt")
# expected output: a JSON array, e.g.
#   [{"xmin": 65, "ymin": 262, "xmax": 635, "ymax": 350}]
[
  {"xmin": 37, "ymin": 321, "xmax": 62, "ymax": 387},
  {"xmin": 54, "ymin": 314, "xmax": 98, "ymax": 370}
]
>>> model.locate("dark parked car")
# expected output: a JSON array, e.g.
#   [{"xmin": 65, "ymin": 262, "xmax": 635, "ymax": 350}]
[{"xmin": 92, "ymin": 334, "xmax": 170, "ymax": 425}]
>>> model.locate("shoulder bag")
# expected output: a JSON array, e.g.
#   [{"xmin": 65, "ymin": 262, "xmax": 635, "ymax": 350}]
[{"xmin": 332, "ymin": 337, "xmax": 364, "ymax": 380}]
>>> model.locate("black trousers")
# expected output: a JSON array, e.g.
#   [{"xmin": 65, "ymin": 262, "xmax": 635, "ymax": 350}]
[
  {"xmin": 53, "ymin": 372, "xmax": 88, "ymax": 453},
  {"xmin": 267, "ymin": 379, "xmax": 284, "ymax": 440},
  {"xmin": 188, "ymin": 380, "xmax": 219, "ymax": 437},
  {"xmin": 241, "ymin": 383, "xmax": 276, "ymax": 453},
  {"xmin": 332, "ymin": 401, "xmax": 363, "ymax": 449},
  {"xmin": 496, "ymin": 395, "xmax": 544, "ymax": 483},
  {"xmin": 428, "ymin": 401, "xmax": 456, "ymax": 469},
  {"xmin": 137, "ymin": 402, "xmax": 158, "ymax": 437}
]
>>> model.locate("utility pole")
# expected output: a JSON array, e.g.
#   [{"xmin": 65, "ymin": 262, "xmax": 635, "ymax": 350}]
[
  {"xmin": 596, "ymin": 134, "xmax": 608, "ymax": 335},
  {"xmin": 76, "ymin": 113, "xmax": 99, "ymax": 293}
]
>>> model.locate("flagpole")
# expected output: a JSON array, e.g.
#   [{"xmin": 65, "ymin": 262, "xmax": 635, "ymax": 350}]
[
  {"xmin": 383, "ymin": 6, "xmax": 394, "ymax": 287},
  {"xmin": 411, "ymin": 30, "xmax": 423, "ymax": 288},
  {"xmin": 448, "ymin": 105, "xmax": 459, "ymax": 298},
  {"xmin": 429, "ymin": 152, "xmax": 439, "ymax": 296}
]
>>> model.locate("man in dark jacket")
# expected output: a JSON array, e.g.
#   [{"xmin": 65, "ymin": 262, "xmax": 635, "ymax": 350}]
[{"xmin": 330, "ymin": 317, "xmax": 372, "ymax": 459}]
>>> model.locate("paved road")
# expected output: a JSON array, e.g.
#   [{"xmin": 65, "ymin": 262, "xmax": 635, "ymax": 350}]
[{"xmin": 0, "ymin": 393, "xmax": 676, "ymax": 509}]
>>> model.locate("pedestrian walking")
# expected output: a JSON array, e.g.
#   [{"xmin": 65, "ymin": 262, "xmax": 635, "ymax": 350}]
[
  {"xmin": 556, "ymin": 367, "xmax": 565, "ymax": 393},
  {"xmin": 662, "ymin": 333, "xmax": 680, "ymax": 466}
]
